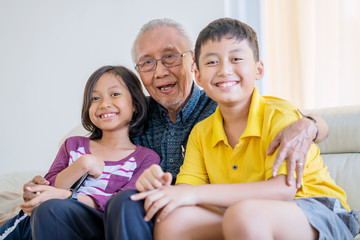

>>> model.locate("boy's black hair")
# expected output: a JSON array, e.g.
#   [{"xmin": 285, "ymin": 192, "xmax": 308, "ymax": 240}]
[
  {"xmin": 195, "ymin": 18, "xmax": 259, "ymax": 69},
  {"xmin": 81, "ymin": 65, "xmax": 148, "ymax": 140}
]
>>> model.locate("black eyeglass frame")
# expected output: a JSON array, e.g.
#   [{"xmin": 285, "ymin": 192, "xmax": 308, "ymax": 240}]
[{"xmin": 135, "ymin": 50, "xmax": 192, "ymax": 72}]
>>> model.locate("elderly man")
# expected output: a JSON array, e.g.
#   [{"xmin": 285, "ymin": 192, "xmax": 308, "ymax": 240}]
[{"xmin": 21, "ymin": 19, "xmax": 327, "ymax": 240}]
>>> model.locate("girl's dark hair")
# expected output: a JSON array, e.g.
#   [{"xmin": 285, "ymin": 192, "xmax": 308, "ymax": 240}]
[
  {"xmin": 81, "ymin": 65, "xmax": 148, "ymax": 140},
  {"xmin": 195, "ymin": 18, "xmax": 259, "ymax": 69}
]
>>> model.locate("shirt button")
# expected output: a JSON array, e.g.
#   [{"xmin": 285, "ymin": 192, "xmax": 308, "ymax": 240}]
[
  {"xmin": 162, "ymin": 112, "xmax": 166, "ymax": 117},
  {"xmin": 170, "ymin": 132, "xmax": 175, "ymax": 136},
  {"xmin": 232, "ymin": 165, "xmax": 238, "ymax": 170},
  {"xmin": 169, "ymin": 159, "xmax": 174, "ymax": 162}
]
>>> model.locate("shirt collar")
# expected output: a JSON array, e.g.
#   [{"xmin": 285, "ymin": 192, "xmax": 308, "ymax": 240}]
[{"xmin": 212, "ymin": 87, "xmax": 264, "ymax": 147}]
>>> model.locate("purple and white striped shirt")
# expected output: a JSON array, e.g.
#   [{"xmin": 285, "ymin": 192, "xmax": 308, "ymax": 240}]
[{"xmin": 44, "ymin": 136, "xmax": 160, "ymax": 211}]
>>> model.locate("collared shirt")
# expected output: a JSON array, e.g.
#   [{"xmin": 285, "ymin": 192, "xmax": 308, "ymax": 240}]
[
  {"xmin": 132, "ymin": 83, "xmax": 217, "ymax": 182},
  {"xmin": 176, "ymin": 87, "xmax": 349, "ymax": 210}
]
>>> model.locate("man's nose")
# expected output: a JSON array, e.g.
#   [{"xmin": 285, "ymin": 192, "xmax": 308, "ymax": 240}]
[{"xmin": 154, "ymin": 59, "xmax": 170, "ymax": 78}]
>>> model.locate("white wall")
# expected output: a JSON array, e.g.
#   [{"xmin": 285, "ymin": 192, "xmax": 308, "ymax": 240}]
[{"xmin": 0, "ymin": 0, "xmax": 225, "ymax": 175}]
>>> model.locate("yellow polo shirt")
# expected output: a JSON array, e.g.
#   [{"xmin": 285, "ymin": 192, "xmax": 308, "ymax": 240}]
[{"xmin": 176, "ymin": 87, "xmax": 349, "ymax": 211}]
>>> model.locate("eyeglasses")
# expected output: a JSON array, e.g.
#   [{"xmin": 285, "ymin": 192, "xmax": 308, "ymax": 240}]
[{"xmin": 135, "ymin": 50, "xmax": 192, "ymax": 72}]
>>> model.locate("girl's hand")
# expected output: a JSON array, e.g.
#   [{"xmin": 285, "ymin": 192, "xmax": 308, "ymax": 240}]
[
  {"xmin": 22, "ymin": 175, "xmax": 49, "ymax": 202},
  {"xmin": 80, "ymin": 154, "xmax": 104, "ymax": 179},
  {"xmin": 135, "ymin": 164, "xmax": 172, "ymax": 192},
  {"xmin": 131, "ymin": 184, "xmax": 196, "ymax": 222},
  {"xmin": 20, "ymin": 185, "xmax": 71, "ymax": 215}
]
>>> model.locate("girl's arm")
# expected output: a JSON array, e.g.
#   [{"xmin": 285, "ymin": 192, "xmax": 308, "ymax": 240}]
[
  {"xmin": 45, "ymin": 137, "xmax": 103, "ymax": 189},
  {"xmin": 44, "ymin": 139, "xmax": 73, "ymax": 185},
  {"xmin": 131, "ymin": 174, "xmax": 297, "ymax": 222},
  {"xmin": 54, "ymin": 154, "xmax": 104, "ymax": 189},
  {"xmin": 20, "ymin": 185, "xmax": 98, "ymax": 215},
  {"xmin": 77, "ymin": 194, "xmax": 97, "ymax": 209}
]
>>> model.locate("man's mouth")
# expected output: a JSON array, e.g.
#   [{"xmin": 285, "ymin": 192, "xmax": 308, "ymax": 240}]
[{"xmin": 158, "ymin": 83, "xmax": 176, "ymax": 91}]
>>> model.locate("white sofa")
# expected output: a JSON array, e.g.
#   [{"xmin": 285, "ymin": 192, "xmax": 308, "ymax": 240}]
[{"xmin": 1, "ymin": 105, "xmax": 359, "ymax": 237}]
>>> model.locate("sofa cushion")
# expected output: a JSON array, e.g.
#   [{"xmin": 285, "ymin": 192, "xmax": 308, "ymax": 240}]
[
  {"xmin": 322, "ymin": 153, "xmax": 360, "ymax": 210},
  {"xmin": 313, "ymin": 105, "xmax": 360, "ymax": 154}
]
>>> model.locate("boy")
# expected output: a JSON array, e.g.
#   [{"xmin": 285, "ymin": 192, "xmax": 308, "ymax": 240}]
[{"xmin": 131, "ymin": 18, "xmax": 359, "ymax": 239}]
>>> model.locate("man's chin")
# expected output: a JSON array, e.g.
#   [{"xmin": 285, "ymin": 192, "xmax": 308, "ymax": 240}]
[{"xmin": 159, "ymin": 98, "xmax": 183, "ymax": 112}]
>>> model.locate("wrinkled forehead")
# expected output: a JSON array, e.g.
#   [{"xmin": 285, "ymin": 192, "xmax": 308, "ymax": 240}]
[{"xmin": 135, "ymin": 26, "xmax": 188, "ymax": 60}]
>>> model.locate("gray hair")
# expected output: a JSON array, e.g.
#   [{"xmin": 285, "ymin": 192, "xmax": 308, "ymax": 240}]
[{"xmin": 131, "ymin": 18, "xmax": 194, "ymax": 63}]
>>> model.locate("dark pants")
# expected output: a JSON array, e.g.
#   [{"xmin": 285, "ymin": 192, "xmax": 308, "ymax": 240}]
[
  {"xmin": 104, "ymin": 189, "xmax": 154, "ymax": 240},
  {"xmin": 0, "ymin": 210, "xmax": 31, "ymax": 240},
  {"xmin": 30, "ymin": 190, "xmax": 153, "ymax": 240},
  {"xmin": 31, "ymin": 198, "xmax": 104, "ymax": 240}
]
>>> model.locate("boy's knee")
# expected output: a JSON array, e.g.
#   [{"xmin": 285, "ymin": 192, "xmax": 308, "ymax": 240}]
[
  {"xmin": 154, "ymin": 207, "xmax": 194, "ymax": 240},
  {"xmin": 223, "ymin": 200, "xmax": 263, "ymax": 239},
  {"xmin": 154, "ymin": 216, "xmax": 178, "ymax": 240},
  {"xmin": 225, "ymin": 200, "xmax": 254, "ymax": 218}
]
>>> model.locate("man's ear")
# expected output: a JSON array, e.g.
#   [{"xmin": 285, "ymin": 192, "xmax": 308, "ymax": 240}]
[
  {"xmin": 191, "ymin": 54, "xmax": 196, "ymax": 72},
  {"xmin": 255, "ymin": 60, "xmax": 264, "ymax": 81}
]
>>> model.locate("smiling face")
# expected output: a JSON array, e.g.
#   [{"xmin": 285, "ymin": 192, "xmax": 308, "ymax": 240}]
[
  {"xmin": 195, "ymin": 37, "xmax": 264, "ymax": 107},
  {"xmin": 89, "ymin": 72, "xmax": 134, "ymax": 134},
  {"xmin": 134, "ymin": 26, "xmax": 194, "ymax": 113}
]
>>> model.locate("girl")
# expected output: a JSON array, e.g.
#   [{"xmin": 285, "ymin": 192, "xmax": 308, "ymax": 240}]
[{"xmin": 0, "ymin": 65, "xmax": 160, "ymax": 239}]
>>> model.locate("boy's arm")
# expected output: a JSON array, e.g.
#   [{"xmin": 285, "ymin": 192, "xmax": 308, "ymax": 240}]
[
  {"xmin": 268, "ymin": 114, "xmax": 328, "ymax": 188},
  {"xmin": 131, "ymin": 174, "xmax": 297, "ymax": 222}
]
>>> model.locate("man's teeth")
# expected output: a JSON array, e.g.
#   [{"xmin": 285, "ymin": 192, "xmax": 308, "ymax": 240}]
[
  {"xmin": 160, "ymin": 85, "xmax": 173, "ymax": 91},
  {"xmin": 101, "ymin": 113, "xmax": 116, "ymax": 118},
  {"xmin": 218, "ymin": 82, "xmax": 237, "ymax": 88}
]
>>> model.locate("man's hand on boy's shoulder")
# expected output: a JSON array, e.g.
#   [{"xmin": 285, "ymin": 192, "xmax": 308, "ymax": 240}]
[
  {"xmin": 23, "ymin": 175, "xmax": 49, "ymax": 202},
  {"xmin": 267, "ymin": 118, "xmax": 315, "ymax": 189}
]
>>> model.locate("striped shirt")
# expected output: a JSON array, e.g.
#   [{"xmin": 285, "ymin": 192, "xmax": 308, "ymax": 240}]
[{"xmin": 44, "ymin": 136, "xmax": 160, "ymax": 211}]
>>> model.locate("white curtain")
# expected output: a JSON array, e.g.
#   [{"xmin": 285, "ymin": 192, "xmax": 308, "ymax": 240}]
[{"xmin": 262, "ymin": 0, "xmax": 360, "ymax": 109}]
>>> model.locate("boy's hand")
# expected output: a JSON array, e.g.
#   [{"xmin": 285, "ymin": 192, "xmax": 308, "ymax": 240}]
[
  {"xmin": 20, "ymin": 185, "xmax": 71, "ymax": 215},
  {"xmin": 130, "ymin": 184, "xmax": 195, "ymax": 222},
  {"xmin": 135, "ymin": 164, "xmax": 172, "ymax": 192},
  {"xmin": 23, "ymin": 175, "xmax": 49, "ymax": 202},
  {"xmin": 267, "ymin": 117, "xmax": 315, "ymax": 188}
]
